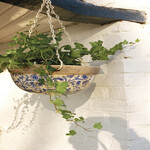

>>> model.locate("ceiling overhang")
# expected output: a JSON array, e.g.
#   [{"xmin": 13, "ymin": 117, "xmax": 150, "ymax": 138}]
[{"xmin": 1, "ymin": 0, "xmax": 146, "ymax": 24}]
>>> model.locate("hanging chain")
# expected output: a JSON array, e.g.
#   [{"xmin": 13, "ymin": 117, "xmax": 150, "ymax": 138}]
[
  {"xmin": 48, "ymin": 0, "xmax": 87, "ymax": 65},
  {"xmin": 48, "ymin": 0, "xmax": 74, "ymax": 46},
  {"xmin": 28, "ymin": 0, "xmax": 85, "ymax": 68},
  {"xmin": 28, "ymin": 0, "xmax": 65, "ymax": 70},
  {"xmin": 45, "ymin": 0, "xmax": 56, "ymax": 44},
  {"xmin": 45, "ymin": 0, "xmax": 63, "ymax": 70},
  {"xmin": 48, "ymin": 1, "xmax": 88, "ymax": 66},
  {"xmin": 29, "ymin": 0, "xmax": 46, "ymax": 37}
]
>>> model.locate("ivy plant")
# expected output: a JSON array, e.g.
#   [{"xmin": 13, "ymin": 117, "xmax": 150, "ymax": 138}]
[{"xmin": 0, "ymin": 31, "xmax": 139, "ymax": 136}]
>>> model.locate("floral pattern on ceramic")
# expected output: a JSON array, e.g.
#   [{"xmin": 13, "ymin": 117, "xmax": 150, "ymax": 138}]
[{"xmin": 10, "ymin": 73, "xmax": 95, "ymax": 94}]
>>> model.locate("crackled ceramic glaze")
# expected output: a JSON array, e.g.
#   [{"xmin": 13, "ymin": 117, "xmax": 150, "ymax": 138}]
[{"xmin": 10, "ymin": 73, "xmax": 95, "ymax": 94}]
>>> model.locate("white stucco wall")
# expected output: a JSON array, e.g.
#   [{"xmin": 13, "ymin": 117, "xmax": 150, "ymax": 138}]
[
  {"xmin": 0, "ymin": 1, "xmax": 150, "ymax": 150},
  {"xmin": 83, "ymin": 0, "xmax": 150, "ymax": 11}
]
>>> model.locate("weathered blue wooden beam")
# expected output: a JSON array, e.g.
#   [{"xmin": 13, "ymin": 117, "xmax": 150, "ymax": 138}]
[
  {"xmin": 1, "ymin": 0, "xmax": 146, "ymax": 24},
  {"xmin": 51, "ymin": 0, "xmax": 146, "ymax": 24}
]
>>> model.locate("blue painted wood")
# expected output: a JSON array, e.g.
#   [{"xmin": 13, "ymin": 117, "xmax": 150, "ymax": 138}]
[
  {"xmin": 1, "ymin": 0, "xmax": 146, "ymax": 24},
  {"xmin": 51, "ymin": 0, "xmax": 146, "ymax": 23}
]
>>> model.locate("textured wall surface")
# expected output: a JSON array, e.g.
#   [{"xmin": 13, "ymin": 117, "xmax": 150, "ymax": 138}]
[
  {"xmin": 0, "ymin": 1, "xmax": 150, "ymax": 150},
  {"xmin": 83, "ymin": 0, "xmax": 150, "ymax": 11}
]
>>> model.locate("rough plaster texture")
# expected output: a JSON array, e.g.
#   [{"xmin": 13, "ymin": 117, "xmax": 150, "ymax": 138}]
[
  {"xmin": 83, "ymin": 0, "xmax": 150, "ymax": 11},
  {"xmin": 0, "ymin": 1, "xmax": 150, "ymax": 150}
]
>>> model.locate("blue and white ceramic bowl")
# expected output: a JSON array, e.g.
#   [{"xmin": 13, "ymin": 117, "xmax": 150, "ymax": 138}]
[{"xmin": 9, "ymin": 65, "xmax": 100, "ymax": 94}]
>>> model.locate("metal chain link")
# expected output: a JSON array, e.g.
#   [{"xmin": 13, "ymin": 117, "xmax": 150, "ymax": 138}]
[
  {"xmin": 29, "ymin": 0, "xmax": 64, "ymax": 70},
  {"xmin": 48, "ymin": 0, "xmax": 87, "ymax": 65},
  {"xmin": 48, "ymin": 0, "xmax": 74, "ymax": 46},
  {"xmin": 28, "ymin": 0, "xmax": 85, "ymax": 68},
  {"xmin": 29, "ymin": 0, "xmax": 46, "ymax": 37},
  {"xmin": 45, "ymin": 0, "xmax": 56, "ymax": 44},
  {"xmin": 45, "ymin": 0, "xmax": 63, "ymax": 70}
]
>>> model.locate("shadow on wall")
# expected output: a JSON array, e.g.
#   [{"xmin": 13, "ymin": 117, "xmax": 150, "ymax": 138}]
[
  {"xmin": 7, "ymin": 82, "xmax": 96, "ymax": 132},
  {"xmin": 8, "ymin": 82, "xmax": 150, "ymax": 150},
  {"xmin": 39, "ymin": 82, "xmax": 150, "ymax": 150},
  {"xmin": 38, "ymin": 82, "xmax": 97, "ymax": 111},
  {"xmin": 5, "ymin": 93, "xmax": 47, "ymax": 132},
  {"xmin": 68, "ymin": 116, "xmax": 150, "ymax": 150},
  {"xmin": 5, "ymin": 82, "xmax": 97, "ymax": 149}
]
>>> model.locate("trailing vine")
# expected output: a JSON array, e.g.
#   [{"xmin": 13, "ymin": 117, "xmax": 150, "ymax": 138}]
[{"xmin": 0, "ymin": 31, "xmax": 139, "ymax": 136}]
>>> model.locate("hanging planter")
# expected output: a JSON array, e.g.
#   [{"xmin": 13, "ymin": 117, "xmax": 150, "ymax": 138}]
[
  {"xmin": 6, "ymin": 0, "xmax": 101, "ymax": 95},
  {"xmin": 0, "ymin": 0, "xmax": 138, "ymax": 136},
  {"xmin": 9, "ymin": 65, "xmax": 99, "ymax": 94}
]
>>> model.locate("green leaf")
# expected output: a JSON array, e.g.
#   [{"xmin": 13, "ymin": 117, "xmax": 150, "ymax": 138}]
[
  {"xmin": 63, "ymin": 45, "xmax": 72, "ymax": 50},
  {"xmin": 135, "ymin": 38, "xmax": 140, "ymax": 42},
  {"xmin": 108, "ymin": 42, "xmax": 123, "ymax": 55},
  {"xmin": 56, "ymin": 82, "xmax": 68, "ymax": 94},
  {"xmin": 74, "ymin": 118, "xmax": 80, "ymax": 122},
  {"xmin": 79, "ymin": 116, "xmax": 84, "ymax": 121},
  {"xmin": 123, "ymin": 40, "xmax": 128, "ymax": 45},
  {"xmin": 93, "ymin": 122, "xmax": 103, "ymax": 129},
  {"xmin": 55, "ymin": 32, "xmax": 62, "ymax": 41},
  {"xmin": 51, "ymin": 97, "xmax": 65, "ymax": 107},
  {"xmin": 8, "ymin": 42, "xmax": 16, "ymax": 46},
  {"xmin": 8, "ymin": 60, "xmax": 19, "ymax": 68},
  {"xmin": 59, "ymin": 109, "xmax": 74, "ymax": 120},
  {"xmin": 62, "ymin": 113, "xmax": 72, "ymax": 119},
  {"xmin": 90, "ymin": 40, "xmax": 103, "ymax": 47},
  {"xmin": 38, "ymin": 79, "xmax": 45, "ymax": 85},
  {"xmin": 80, "ymin": 48, "xmax": 89, "ymax": 56},
  {"xmin": 74, "ymin": 43, "xmax": 84, "ymax": 49},
  {"xmin": 71, "ymin": 50, "xmax": 81, "ymax": 58},
  {"xmin": 46, "ymin": 65, "xmax": 56, "ymax": 74},
  {"xmin": 129, "ymin": 42, "xmax": 134, "ymax": 44},
  {"xmin": 66, "ymin": 130, "xmax": 76, "ymax": 136},
  {"xmin": 34, "ymin": 68, "xmax": 47, "ymax": 77},
  {"xmin": 11, "ymin": 35, "xmax": 18, "ymax": 41}
]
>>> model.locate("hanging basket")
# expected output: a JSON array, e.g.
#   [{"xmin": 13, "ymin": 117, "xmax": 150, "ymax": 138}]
[
  {"xmin": 7, "ymin": 1, "xmax": 100, "ymax": 95},
  {"xmin": 9, "ymin": 65, "xmax": 100, "ymax": 94}
]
